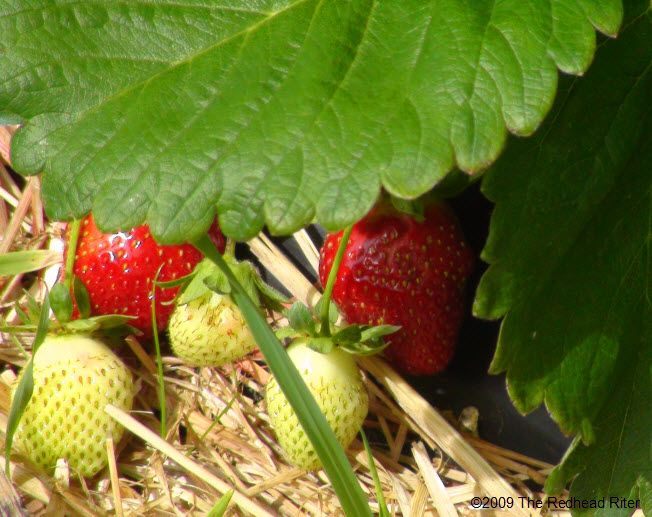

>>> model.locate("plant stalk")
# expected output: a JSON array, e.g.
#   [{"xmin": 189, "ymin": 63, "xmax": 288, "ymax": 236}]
[
  {"xmin": 224, "ymin": 238, "xmax": 236, "ymax": 259},
  {"xmin": 150, "ymin": 266, "xmax": 167, "ymax": 439},
  {"xmin": 63, "ymin": 219, "xmax": 82, "ymax": 290},
  {"xmin": 320, "ymin": 225, "xmax": 353, "ymax": 336}
]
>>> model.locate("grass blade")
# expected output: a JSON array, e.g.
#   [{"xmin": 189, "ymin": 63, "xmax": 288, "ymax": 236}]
[
  {"xmin": 5, "ymin": 292, "xmax": 51, "ymax": 476},
  {"xmin": 207, "ymin": 489, "xmax": 234, "ymax": 517},
  {"xmin": 150, "ymin": 266, "xmax": 167, "ymax": 438},
  {"xmin": 193, "ymin": 235, "xmax": 372, "ymax": 517},
  {"xmin": 361, "ymin": 429, "xmax": 391, "ymax": 517},
  {"xmin": 0, "ymin": 250, "xmax": 60, "ymax": 277}
]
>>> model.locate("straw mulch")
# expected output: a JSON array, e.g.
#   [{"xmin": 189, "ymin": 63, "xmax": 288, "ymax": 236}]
[{"xmin": 0, "ymin": 124, "xmax": 623, "ymax": 517}]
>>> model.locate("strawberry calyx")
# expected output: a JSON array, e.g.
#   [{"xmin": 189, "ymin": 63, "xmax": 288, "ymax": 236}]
[
  {"xmin": 280, "ymin": 301, "xmax": 398, "ymax": 356},
  {"xmin": 308, "ymin": 216, "xmax": 399, "ymax": 356},
  {"xmin": 13, "ymin": 280, "xmax": 137, "ymax": 339},
  {"xmin": 173, "ymin": 256, "xmax": 288, "ymax": 312}
]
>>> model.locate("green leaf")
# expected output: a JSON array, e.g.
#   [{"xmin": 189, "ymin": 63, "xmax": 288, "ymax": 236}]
[
  {"xmin": 177, "ymin": 260, "xmax": 215, "ymax": 305},
  {"xmin": 5, "ymin": 360, "xmax": 35, "ymax": 478},
  {"xmin": 339, "ymin": 338, "xmax": 389, "ymax": 357},
  {"xmin": 151, "ymin": 266, "xmax": 167, "ymax": 439},
  {"xmin": 291, "ymin": 336, "xmax": 335, "ymax": 355},
  {"xmin": 203, "ymin": 272, "xmax": 233, "ymax": 296},
  {"xmin": 360, "ymin": 430, "xmax": 390, "ymax": 517},
  {"xmin": 640, "ymin": 477, "xmax": 652, "ymax": 516},
  {"xmin": 331, "ymin": 325, "xmax": 362, "ymax": 346},
  {"xmin": 24, "ymin": 293, "xmax": 42, "ymax": 324},
  {"xmin": 63, "ymin": 314, "xmax": 135, "ymax": 333},
  {"xmin": 229, "ymin": 261, "xmax": 262, "ymax": 306},
  {"xmin": 429, "ymin": 168, "xmax": 478, "ymax": 200},
  {"xmin": 12, "ymin": 303, "xmax": 31, "ymax": 327},
  {"xmin": 275, "ymin": 327, "xmax": 300, "ymax": 340},
  {"xmin": 193, "ymin": 235, "xmax": 372, "ymax": 517},
  {"xmin": 154, "ymin": 273, "xmax": 195, "ymax": 289},
  {"xmin": 5, "ymin": 292, "xmax": 50, "ymax": 476},
  {"xmin": 389, "ymin": 197, "xmax": 424, "ymax": 222},
  {"xmin": 475, "ymin": 4, "xmax": 652, "ymax": 505},
  {"xmin": 545, "ymin": 345, "xmax": 651, "ymax": 516},
  {"xmin": 49, "ymin": 282, "xmax": 72, "ymax": 323},
  {"xmin": 207, "ymin": 490, "xmax": 234, "ymax": 517},
  {"xmin": 287, "ymin": 302, "xmax": 316, "ymax": 335},
  {"xmin": 250, "ymin": 265, "xmax": 290, "ymax": 310},
  {"xmin": 337, "ymin": 324, "xmax": 397, "ymax": 356},
  {"xmin": 314, "ymin": 297, "xmax": 340, "ymax": 327},
  {"xmin": 0, "ymin": 0, "xmax": 622, "ymax": 242},
  {"xmin": 545, "ymin": 342, "xmax": 651, "ymax": 516},
  {"xmin": 0, "ymin": 250, "xmax": 60, "ymax": 277},
  {"xmin": 360, "ymin": 325, "xmax": 400, "ymax": 342},
  {"xmin": 73, "ymin": 276, "xmax": 91, "ymax": 319}
]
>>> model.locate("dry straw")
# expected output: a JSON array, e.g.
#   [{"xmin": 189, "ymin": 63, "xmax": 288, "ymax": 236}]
[{"xmin": 0, "ymin": 124, "xmax": 593, "ymax": 516}]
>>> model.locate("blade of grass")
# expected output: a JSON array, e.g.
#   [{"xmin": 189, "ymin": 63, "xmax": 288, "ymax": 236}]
[
  {"xmin": 193, "ymin": 235, "xmax": 372, "ymax": 517},
  {"xmin": 361, "ymin": 429, "xmax": 391, "ymax": 517},
  {"xmin": 150, "ymin": 265, "xmax": 167, "ymax": 438},
  {"xmin": 0, "ymin": 250, "xmax": 60, "ymax": 277},
  {"xmin": 5, "ymin": 292, "xmax": 50, "ymax": 476},
  {"xmin": 207, "ymin": 489, "xmax": 234, "ymax": 517}
]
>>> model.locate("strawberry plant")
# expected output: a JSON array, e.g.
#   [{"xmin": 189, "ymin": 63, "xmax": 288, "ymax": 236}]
[{"xmin": 1, "ymin": 0, "xmax": 651, "ymax": 514}]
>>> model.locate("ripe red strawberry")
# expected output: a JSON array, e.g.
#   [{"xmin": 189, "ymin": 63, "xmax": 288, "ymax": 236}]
[
  {"xmin": 319, "ymin": 201, "xmax": 474, "ymax": 375},
  {"xmin": 71, "ymin": 215, "xmax": 225, "ymax": 336}
]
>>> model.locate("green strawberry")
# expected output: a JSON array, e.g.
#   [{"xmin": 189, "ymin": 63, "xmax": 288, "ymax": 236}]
[
  {"xmin": 168, "ymin": 291, "xmax": 256, "ymax": 367},
  {"xmin": 265, "ymin": 341, "xmax": 369, "ymax": 470},
  {"xmin": 168, "ymin": 257, "xmax": 287, "ymax": 367},
  {"xmin": 12, "ymin": 334, "xmax": 134, "ymax": 477}
]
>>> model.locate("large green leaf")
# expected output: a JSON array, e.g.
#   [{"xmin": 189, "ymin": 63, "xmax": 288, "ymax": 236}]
[
  {"xmin": 0, "ymin": 0, "xmax": 621, "ymax": 242},
  {"xmin": 475, "ymin": 2, "xmax": 651, "ymax": 508}
]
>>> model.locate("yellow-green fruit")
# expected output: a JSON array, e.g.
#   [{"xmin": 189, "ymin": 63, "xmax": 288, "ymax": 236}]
[
  {"xmin": 265, "ymin": 342, "xmax": 369, "ymax": 470},
  {"xmin": 12, "ymin": 334, "xmax": 134, "ymax": 477},
  {"xmin": 168, "ymin": 292, "xmax": 256, "ymax": 367}
]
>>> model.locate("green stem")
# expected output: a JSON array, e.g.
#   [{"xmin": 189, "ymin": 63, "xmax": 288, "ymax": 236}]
[
  {"xmin": 224, "ymin": 238, "xmax": 236, "ymax": 259},
  {"xmin": 193, "ymin": 234, "xmax": 372, "ymax": 517},
  {"xmin": 63, "ymin": 219, "xmax": 81, "ymax": 290},
  {"xmin": 320, "ymin": 225, "xmax": 353, "ymax": 336},
  {"xmin": 150, "ymin": 266, "xmax": 167, "ymax": 439},
  {"xmin": 361, "ymin": 429, "xmax": 390, "ymax": 517}
]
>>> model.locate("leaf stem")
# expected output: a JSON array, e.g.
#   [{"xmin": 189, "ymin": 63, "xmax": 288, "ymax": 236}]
[
  {"xmin": 150, "ymin": 266, "xmax": 167, "ymax": 439},
  {"xmin": 63, "ymin": 220, "xmax": 81, "ymax": 290},
  {"xmin": 320, "ymin": 226, "xmax": 352, "ymax": 336},
  {"xmin": 224, "ymin": 238, "xmax": 236, "ymax": 259},
  {"xmin": 193, "ymin": 233, "xmax": 372, "ymax": 517}
]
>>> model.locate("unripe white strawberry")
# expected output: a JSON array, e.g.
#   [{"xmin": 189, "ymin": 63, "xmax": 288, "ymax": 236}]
[
  {"xmin": 168, "ymin": 291, "xmax": 256, "ymax": 367},
  {"xmin": 265, "ymin": 341, "xmax": 368, "ymax": 470},
  {"xmin": 12, "ymin": 334, "xmax": 134, "ymax": 477}
]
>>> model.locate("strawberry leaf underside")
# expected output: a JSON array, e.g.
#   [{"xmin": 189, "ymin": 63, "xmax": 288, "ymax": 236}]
[
  {"xmin": 0, "ymin": 0, "xmax": 622, "ymax": 243},
  {"xmin": 475, "ymin": 4, "xmax": 652, "ymax": 508}
]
